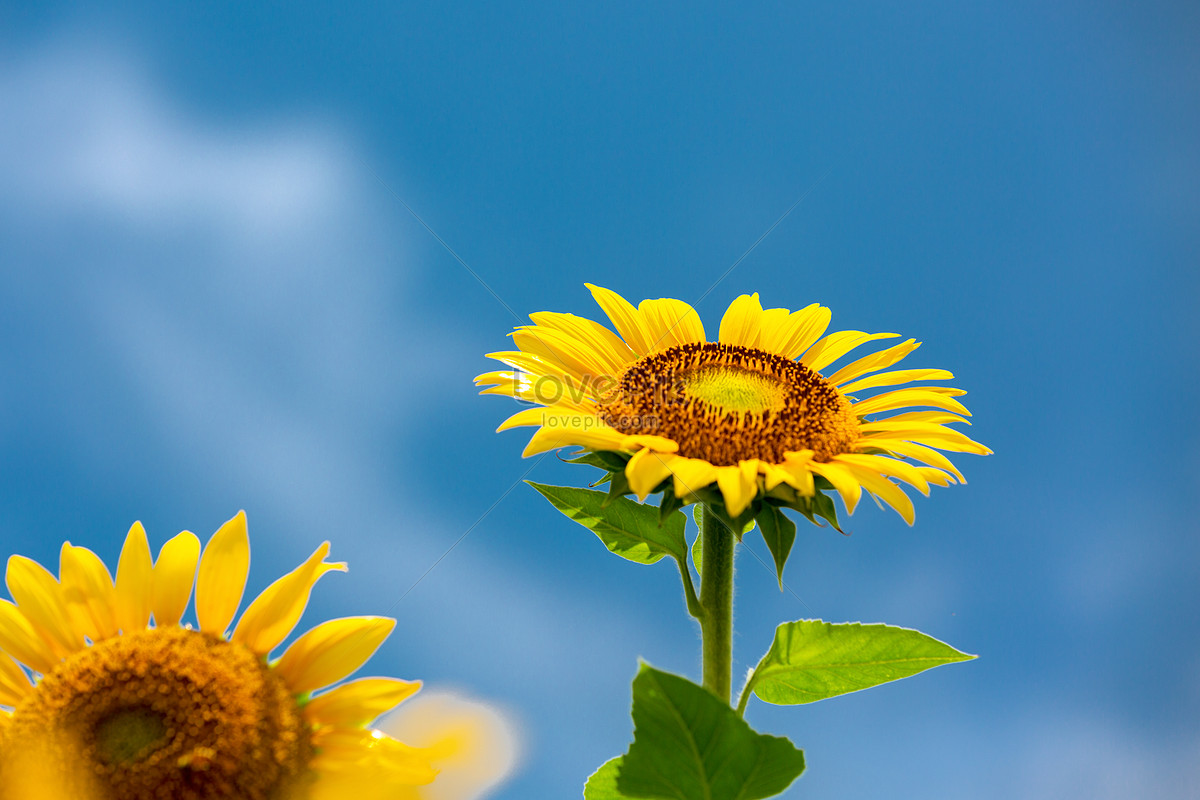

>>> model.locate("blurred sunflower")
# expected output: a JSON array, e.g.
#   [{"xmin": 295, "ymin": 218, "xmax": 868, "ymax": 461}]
[
  {"xmin": 0, "ymin": 512, "xmax": 467, "ymax": 800},
  {"xmin": 477, "ymin": 285, "xmax": 990, "ymax": 524}
]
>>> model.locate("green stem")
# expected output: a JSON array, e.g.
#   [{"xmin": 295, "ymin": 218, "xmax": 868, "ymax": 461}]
[
  {"xmin": 698, "ymin": 504, "xmax": 734, "ymax": 704},
  {"xmin": 735, "ymin": 684, "xmax": 752, "ymax": 717}
]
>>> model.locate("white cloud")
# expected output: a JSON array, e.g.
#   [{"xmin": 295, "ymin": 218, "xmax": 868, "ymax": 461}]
[
  {"xmin": 0, "ymin": 40, "xmax": 409, "ymax": 528},
  {"xmin": 0, "ymin": 41, "xmax": 348, "ymax": 237}
]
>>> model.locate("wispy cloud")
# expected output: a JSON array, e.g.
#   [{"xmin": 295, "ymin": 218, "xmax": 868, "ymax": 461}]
[
  {"xmin": 1, "ymin": 39, "xmax": 411, "ymax": 527},
  {"xmin": 0, "ymin": 43, "xmax": 650, "ymax": 793}
]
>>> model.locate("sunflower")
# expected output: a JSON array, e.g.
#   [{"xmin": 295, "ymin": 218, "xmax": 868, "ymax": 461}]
[
  {"xmin": 477, "ymin": 285, "xmax": 990, "ymax": 524},
  {"xmin": 0, "ymin": 511, "xmax": 437, "ymax": 800}
]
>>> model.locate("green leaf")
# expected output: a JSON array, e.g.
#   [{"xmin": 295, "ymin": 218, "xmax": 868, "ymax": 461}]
[
  {"xmin": 691, "ymin": 505, "xmax": 706, "ymax": 576},
  {"xmin": 583, "ymin": 757, "xmax": 629, "ymax": 799},
  {"xmin": 746, "ymin": 620, "xmax": 976, "ymax": 706},
  {"xmin": 618, "ymin": 665, "xmax": 805, "ymax": 800},
  {"xmin": 528, "ymin": 482, "xmax": 687, "ymax": 564},
  {"xmin": 756, "ymin": 505, "xmax": 796, "ymax": 590}
]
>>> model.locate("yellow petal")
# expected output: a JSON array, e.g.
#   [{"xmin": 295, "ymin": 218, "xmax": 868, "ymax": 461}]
[
  {"xmin": 310, "ymin": 774, "xmax": 424, "ymax": 800},
  {"xmin": 310, "ymin": 729, "xmax": 437, "ymax": 788},
  {"xmin": 195, "ymin": 511, "xmax": 251, "ymax": 635},
  {"xmin": 0, "ymin": 651, "xmax": 31, "ymax": 706},
  {"xmin": 775, "ymin": 304, "xmax": 832, "ymax": 359},
  {"xmin": 586, "ymin": 283, "xmax": 654, "ymax": 356},
  {"xmin": 862, "ymin": 439, "xmax": 967, "ymax": 482},
  {"xmin": 511, "ymin": 329, "xmax": 612, "ymax": 386},
  {"xmin": 114, "ymin": 522, "xmax": 153, "ymax": 635},
  {"xmin": 496, "ymin": 407, "xmax": 547, "ymax": 432},
  {"xmin": 527, "ymin": 311, "xmax": 635, "ymax": 372},
  {"xmin": 850, "ymin": 388, "xmax": 971, "ymax": 418},
  {"xmin": 833, "ymin": 453, "xmax": 931, "ymax": 496},
  {"xmin": 869, "ymin": 410, "xmax": 971, "ymax": 426},
  {"xmin": 305, "ymin": 677, "xmax": 422, "ymax": 726},
  {"xmin": 151, "ymin": 531, "xmax": 201, "ymax": 628},
  {"xmin": 667, "ymin": 456, "xmax": 720, "ymax": 499},
  {"xmin": 775, "ymin": 459, "xmax": 817, "ymax": 496},
  {"xmin": 857, "ymin": 421, "xmax": 991, "ymax": 454},
  {"xmin": 496, "ymin": 406, "xmax": 595, "ymax": 432},
  {"xmin": 377, "ymin": 691, "xmax": 519, "ymax": 800},
  {"xmin": 232, "ymin": 542, "xmax": 347, "ymax": 656},
  {"xmin": 619, "ymin": 434, "xmax": 679, "ymax": 453},
  {"xmin": 0, "ymin": 600, "xmax": 58, "ymax": 674},
  {"xmin": 717, "ymin": 293, "xmax": 763, "ymax": 348},
  {"xmin": 715, "ymin": 461, "xmax": 758, "ymax": 518},
  {"xmin": 482, "ymin": 349, "xmax": 563, "ymax": 379},
  {"xmin": 6, "ymin": 555, "xmax": 82, "ymax": 657},
  {"xmin": 915, "ymin": 467, "xmax": 955, "ymax": 487},
  {"xmin": 636, "ymin": 297, "xmax": 706, "ymax": 351},
  {"xmin": 275, "ymin": 616, "xmax": 396, "ymax": 694},
  {"xmin": 753, "ymin": 308, "xmax": 792, "ymax": 355},
  {"xmin": 808, "ymin": 461, "xmax": 863, "ymax": 514},
  {"xmin": 759, "ymin": 461, "xmax": 790, "ymax": 492},
  {"xmin": 625, "ymin": 449, "xmax": 675, "ymax": 499},
  {"xmin": 478, "ymin": 371, "xmax": 593, "ymax": 411},
  {"xmin": 838, "ymin": 368, "xmax": 955, "ymax": 394},
  {"xmin": 475, "ymin": 370, "xmax": 527, "ymax": 399},
  {"xmin": 801, "ymin": 331, "xmax": 900, "ymax": 372},
  {"xmin": 840, "ymin": 464, "xmax": 916, "ymax": 524},
  {"xmin": 521, "ymin": 417, "xmax": 626, "ymax": 457},
  {"xmin": 59, "ymin": 543, "xmax": 119, "ymax": 642},
  {"xmin": 483, "ymin": 351, "xmax": 605, "ymax": 406},
  {"xmin": 825, "ymin": 339, "xmax": 920, "ymax": 386}
]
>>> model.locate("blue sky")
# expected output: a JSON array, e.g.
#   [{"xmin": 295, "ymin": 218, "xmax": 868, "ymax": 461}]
[{"xmin": 1, "ymin": 2, "xmax": 1197, "ymax": 798}]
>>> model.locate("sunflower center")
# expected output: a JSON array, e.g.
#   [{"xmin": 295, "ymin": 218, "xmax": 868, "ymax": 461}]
[
  {"xmin": 1, "ymin": 627, "xmax": 313, "ymax": 800},
  {"xmin": 95, "ymin": 708, "xmax": 168, "ymax": 764},
  {"xmin": 680, "ymin": 363, "xmax": 787, "ymax": 414},
  {"xmin": 599, "ymin": 341, "xmax": 859, "ymax": 465}
]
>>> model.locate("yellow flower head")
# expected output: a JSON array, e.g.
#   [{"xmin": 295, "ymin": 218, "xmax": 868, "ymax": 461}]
[
  {"xmin": 477, "ymin": 285, "xmax": 991, "ymax": 523},
  {"xmin": 0, "ymin": 512, "xmax": 435, "ymax": 800}
]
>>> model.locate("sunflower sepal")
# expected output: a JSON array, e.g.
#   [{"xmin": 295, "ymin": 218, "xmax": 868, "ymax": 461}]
[
  {"xmin": 687, "ymin": 499, "xmax": 756, "ymax": 542},
  {"xmin": 708, "ymin": 499, "xmax": 759, "ymax": 541},
  {"xmin": 763, "ymin": 486, "xmax": 845, "ymax": 534},
  {"xmin": 657, "ymin": 490, "xmax": 686, "ymax": 527},
  {"xmin": 755, "ymin": 505, "xmax": 796, "ymax": 590},
  {"xmin": 563, "ymin": 449, "xmax": 632, "ymax": 473},
  {"xmin": 811, "ymin": 492, "xmax": 844, "ymax": 533},
  {"xmin": 603, "ymin": 470, "xmax": 633, "ymax": 507}
]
